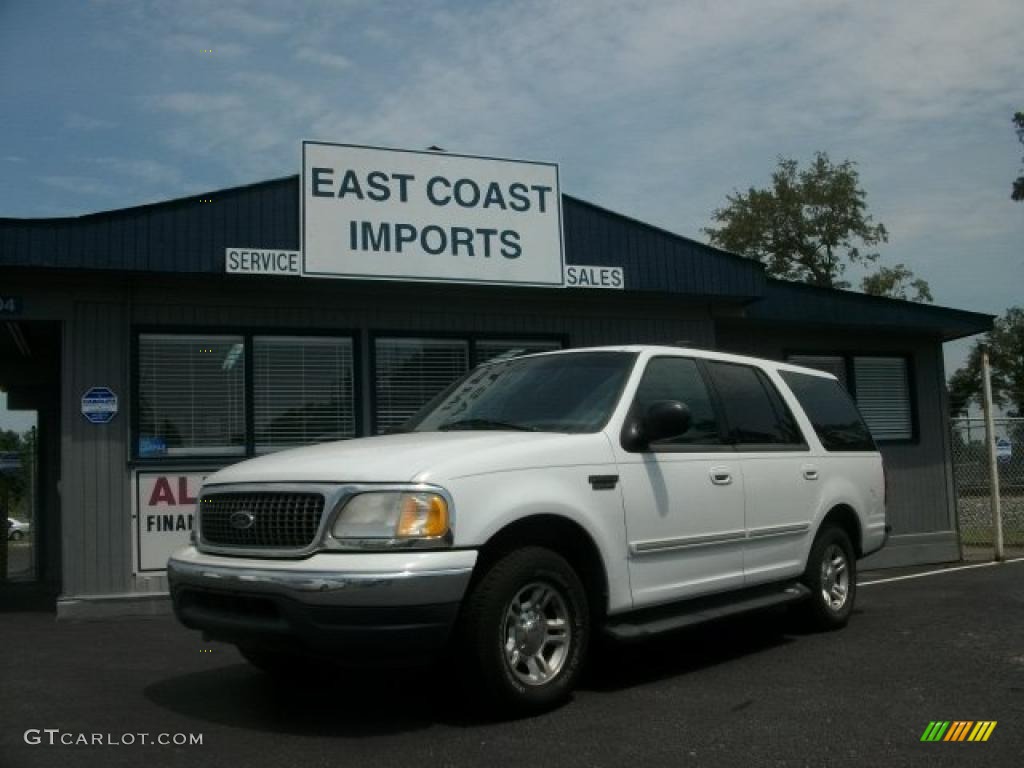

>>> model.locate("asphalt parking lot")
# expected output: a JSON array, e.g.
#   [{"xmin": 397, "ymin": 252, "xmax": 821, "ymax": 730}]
[{"xmin": 1, "ymin": 560, "xmax": 1022, "ymax": 768}]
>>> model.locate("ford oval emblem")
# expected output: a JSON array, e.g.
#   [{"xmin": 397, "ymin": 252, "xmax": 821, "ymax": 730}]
[{"xmin": 229, "ymin": 510, "xmax": 255, "ymax": 530}]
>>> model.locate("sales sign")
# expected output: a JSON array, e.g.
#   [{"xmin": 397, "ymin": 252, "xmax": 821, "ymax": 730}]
[
  {"xmin": 301, "ymin": 142, "xmax": 564, "ymax": 287},
  {"xmin": 134, "ymin": 471, "xmax": 207, "ymax": 573}
]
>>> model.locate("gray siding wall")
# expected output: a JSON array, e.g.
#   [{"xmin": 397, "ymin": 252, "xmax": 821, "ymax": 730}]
[
  {"xmin": 715, "ymin": 323, "xmax": 958, "ymax": 565},
  {"xmin": 53, "ymin": 274, "xmax": 715, "ymax": 598},
  {"xmin": 61, "ymin": 300, "xmax": 134, "ymax": 596}
]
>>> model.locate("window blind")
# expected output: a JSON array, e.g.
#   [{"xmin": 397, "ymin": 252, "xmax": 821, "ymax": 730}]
[
  {"xmin": 853, "ymin": 356, "xmax": 912, "ymax": 440},
  {"xmin": 253, "ymin": 337, "xmax": 355, "ymax": 453},
  {"xmin": 474, "ymin": 339, "xmax": 562, "ymax": 365},
  {"xmin": 374, "ymin": 338, "xmax": 469, "ymax": 433},
  {"xmin": 138, "ymin": 334, "xmax": 245, "ymax": 456}
]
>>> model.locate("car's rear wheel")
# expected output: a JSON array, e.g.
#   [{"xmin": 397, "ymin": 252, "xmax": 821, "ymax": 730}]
[
  {"xmin": 457, "ymin": 546, "xmax": 589, "ymax": 714},
  {"xmin": 796, "ymin": 525, "xmax": 857, "ymax": 630},
  {"xmin": 10, "ymin": 530, "xmax": 24, "ymax": 541}
]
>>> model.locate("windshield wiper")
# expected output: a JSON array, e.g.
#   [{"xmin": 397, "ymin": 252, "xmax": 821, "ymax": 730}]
[{"xmin": 438, "ymin": 418, "xmax": 537, "ymax": 432}]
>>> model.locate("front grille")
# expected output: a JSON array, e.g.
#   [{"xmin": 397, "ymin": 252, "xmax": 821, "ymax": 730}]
[{"xmin": 200, "ymin": 492, "xmax": 326, "ymax": 550}]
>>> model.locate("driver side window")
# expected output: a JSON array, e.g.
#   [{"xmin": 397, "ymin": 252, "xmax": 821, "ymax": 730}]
[{"xmin": 633, "ymin": 357, "xmax": 723, "ymax": 446}]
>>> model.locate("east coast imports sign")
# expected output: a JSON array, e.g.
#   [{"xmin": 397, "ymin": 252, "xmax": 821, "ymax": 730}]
[{"xmin": 301, "ymin": 142, "xmax": 565, "ymax": 286}]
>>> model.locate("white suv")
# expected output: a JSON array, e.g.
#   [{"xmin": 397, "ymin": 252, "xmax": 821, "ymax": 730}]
[{"xmin": 169, "ymin": 346, "xmax": 887, "ymax": 712}]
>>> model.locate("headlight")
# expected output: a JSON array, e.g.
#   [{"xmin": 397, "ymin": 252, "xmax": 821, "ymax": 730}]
[{"xmin": 331, "ymin": 491, "xmax": 450, "ymax": 542}]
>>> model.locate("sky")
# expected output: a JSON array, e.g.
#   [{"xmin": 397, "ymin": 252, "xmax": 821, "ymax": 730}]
[{"xmin": 0, "ymin": 0, "xmax": 1021, "ymax": 385}]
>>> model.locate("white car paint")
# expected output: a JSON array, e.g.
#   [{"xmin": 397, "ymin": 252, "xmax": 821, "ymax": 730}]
[{"xmin": 7, "ymin": 517, "xmax": 30, "ymax": 540}]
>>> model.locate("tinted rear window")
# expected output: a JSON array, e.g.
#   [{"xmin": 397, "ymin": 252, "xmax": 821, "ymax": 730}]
[{"xmin": 780, "ymin": 371, "xmax": 877, "ymax": 451}]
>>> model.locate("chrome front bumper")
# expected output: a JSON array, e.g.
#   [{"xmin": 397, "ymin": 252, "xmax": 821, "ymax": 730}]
[
  {"xmin": 168, "ymin": 546, "xmax": 476, "ymax": 606},
  {"xmin": 167, "ymin": 546, "xmax": 477, "ymax": 658}
]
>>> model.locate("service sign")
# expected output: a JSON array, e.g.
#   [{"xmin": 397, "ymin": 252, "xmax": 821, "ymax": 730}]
[
  {"xmin": 134, "ymin": 471, "xmax": 207, "ymax": 573},
  {"xmin": 302, "ymin": 142, "xmax": 564, "ymax": 287},
  {"xmin": 225, "ymin": 248, "xmax": 301, "ymax": 275}
]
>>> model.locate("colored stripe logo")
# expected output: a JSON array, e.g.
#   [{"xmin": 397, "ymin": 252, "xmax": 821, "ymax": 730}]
[{"xmin": 920, "ymin": 721, "xmax": 997, "ymax": 742}]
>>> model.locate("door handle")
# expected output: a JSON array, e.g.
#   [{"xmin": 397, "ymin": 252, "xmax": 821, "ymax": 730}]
[
  {"xmin": 802, "ymin": 464, "xmax": 819, "ymax": 481},
  {"xmin": 710, "ymin": 467, "xmax": 733, "ymax": 485}
]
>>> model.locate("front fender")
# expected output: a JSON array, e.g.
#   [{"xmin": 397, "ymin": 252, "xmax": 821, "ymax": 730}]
[{"xmin": 447, "ymin": 467, "xmax": 632, "ymax": 614}]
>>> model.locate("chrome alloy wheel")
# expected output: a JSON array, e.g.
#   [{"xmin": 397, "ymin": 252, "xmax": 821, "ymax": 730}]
[
  {"xmin": 502, "ymin": 581, "xmax": 572, "ymax": 686},
  {"xmin": 820, "ymin": 544, "xmax": 850, "ymax": 612}
]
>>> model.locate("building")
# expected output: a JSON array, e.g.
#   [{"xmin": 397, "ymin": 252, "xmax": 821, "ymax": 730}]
[{"xmin": 0, "ymin": 144, "xmax": 992, "ymax": 614}]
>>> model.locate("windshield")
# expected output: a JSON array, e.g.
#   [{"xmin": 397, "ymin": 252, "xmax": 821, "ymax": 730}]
[{"xmin": 403, "ymin": 351, "xmax": 638, "ymax": 434}]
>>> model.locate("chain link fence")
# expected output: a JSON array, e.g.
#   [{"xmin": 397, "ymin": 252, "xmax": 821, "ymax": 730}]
[{"xmin": 951, "ymin": 417, "xmax": 1024, "ymax": 558}]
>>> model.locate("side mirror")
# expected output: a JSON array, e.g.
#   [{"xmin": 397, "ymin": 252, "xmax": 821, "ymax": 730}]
[
  {"xmin": 644, "ymin": 400, "xmax": 691, "ymax": 443},
  {"xmin": 622, "ymin": 400, "xmax": 691, "ymax": 451}
]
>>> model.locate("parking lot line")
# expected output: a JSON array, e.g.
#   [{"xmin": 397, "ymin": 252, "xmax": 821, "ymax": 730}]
[{"xmin": 859, "ymin": 556, "xmax": 1024, "ymax": 586}]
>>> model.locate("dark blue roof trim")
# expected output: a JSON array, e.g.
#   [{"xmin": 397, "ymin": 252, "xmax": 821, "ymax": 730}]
[
  {"xmin": 741, "ymin": 279, "xmax": 993, "ymax": 341},
  {"xmin": 0, "ymin": 175, "xmax": 763, "ymax": 298}
]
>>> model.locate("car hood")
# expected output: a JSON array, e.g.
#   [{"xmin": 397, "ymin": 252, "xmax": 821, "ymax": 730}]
[{"xmin": 204, "ymin": 430, "xmax": 614, "ymax": 487}]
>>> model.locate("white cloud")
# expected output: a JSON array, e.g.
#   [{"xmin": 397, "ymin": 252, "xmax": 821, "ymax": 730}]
[
  {"xmin": 40, "ymin": 175, "xmax": 118, "ymax": 198},
  {"xmin": 65, "ymin": 112, "xmax": 116, "ymax": 131},
  {"xmin": 207, "ymin": 5, "xmax": 289, "ymax": 36},
  {"xmin": 159, "ymin": 33, "xmax": 247, "ymax": 57},
  {"xmin": 295, "ymin": 46, "xmax": 350, "ymax": 71},
  {"xmin": 150, "ymin": 92, "xmax": 246, "ymax": 114},
  {"xmin": 86, "ymin": 156, "xmax": 185, "ymax": 187}
]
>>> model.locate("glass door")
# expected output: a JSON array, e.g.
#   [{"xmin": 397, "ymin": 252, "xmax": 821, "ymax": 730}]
[{"xmin": 1, "ymin": 395, "xmax": 38, "ymax": 583}]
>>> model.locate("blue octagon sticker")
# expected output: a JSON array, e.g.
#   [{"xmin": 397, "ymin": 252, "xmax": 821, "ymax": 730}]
[{"xmin": 81, "ymin": 386, "xmax": 118, "ymax": 424}]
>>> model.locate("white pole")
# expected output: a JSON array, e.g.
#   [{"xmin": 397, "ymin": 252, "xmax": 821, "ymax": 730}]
[{"xmin": 981, "ymin": 350, "xmax": 1004, "ymax": 561}]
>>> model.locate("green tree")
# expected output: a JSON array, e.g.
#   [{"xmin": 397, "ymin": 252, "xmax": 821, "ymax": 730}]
[
  {"xmin": 705, "ymin": 152, "xmax": 931, "ymax": 300},
  {"xmin": 861, "ymin": 263, "xmax": 933, "ymax": 303},
  {"xmin": 0, "ymin": 430, "xmax": 27, "ymax": 517},
  {"xmin": 947, "ymin": 307, "xmax": 1024, "ymax": 416},
  {"xmin": 1012, "ymin": 111, "xmax": 1024, "ymax": 201}
]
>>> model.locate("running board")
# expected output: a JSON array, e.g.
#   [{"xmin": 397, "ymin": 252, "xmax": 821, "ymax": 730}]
[{"xmin": 604, "ymin": 582, "xmax": 811, "ymax": 641}]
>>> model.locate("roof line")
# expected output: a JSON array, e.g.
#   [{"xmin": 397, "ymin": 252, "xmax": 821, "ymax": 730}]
[
  {"xmin": 0, "ymin": 174, "xmax": 300, "ymax": 224},
  {"xmin": 765, "ymin": 277, "xmax": 996, "ymax": 323},
  {"xmin": 1, "ymin": 176, "xmax": 761, "ymax": 275},
  {"xmin": 561, "ymin": 193, "xmax": 761, "ymax": 269}
]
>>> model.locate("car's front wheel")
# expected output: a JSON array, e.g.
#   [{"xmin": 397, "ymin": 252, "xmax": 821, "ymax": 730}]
[
  {"xmin": 457, "ymin": 546, "xmax": 590, "ymax": 714},
  {"xmin": 9, "ymin": 530, "xmax": 23, "ymax": 541}
]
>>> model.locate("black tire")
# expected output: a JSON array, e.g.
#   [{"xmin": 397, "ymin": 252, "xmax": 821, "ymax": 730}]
[
  {"xmin": 237, "ymin": 646, "xmax": 307, "ymax": 676},
  {"xmin": 457, "ymin": 546, "xmax": 590, "ymax": 714},
  {"xmin": 795, "ymin": 525, "xmax": 857, "ymax": 630},
  {"xmin": 10, "ymin": 531, "xmax": 24, "ymax": 541}
]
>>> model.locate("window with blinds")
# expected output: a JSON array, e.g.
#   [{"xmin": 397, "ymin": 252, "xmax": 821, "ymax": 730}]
[
  {"xmin": 374, "ymin": 338, "xmax": 469, "ymax": 433},
  {"xmin": 138, "ymin": 334, "xmax": 246, "ymax": 456},
  {"xmin": 253, "ymin": 337, "xmax": 355, "ymax": 453},
  {"xmin": 852, "ymin": 356, "xmax": 912, "ymax": 440},
  {"xmin": 474, "ymin": 339, "xmax": 562, "ymax": 365}
]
